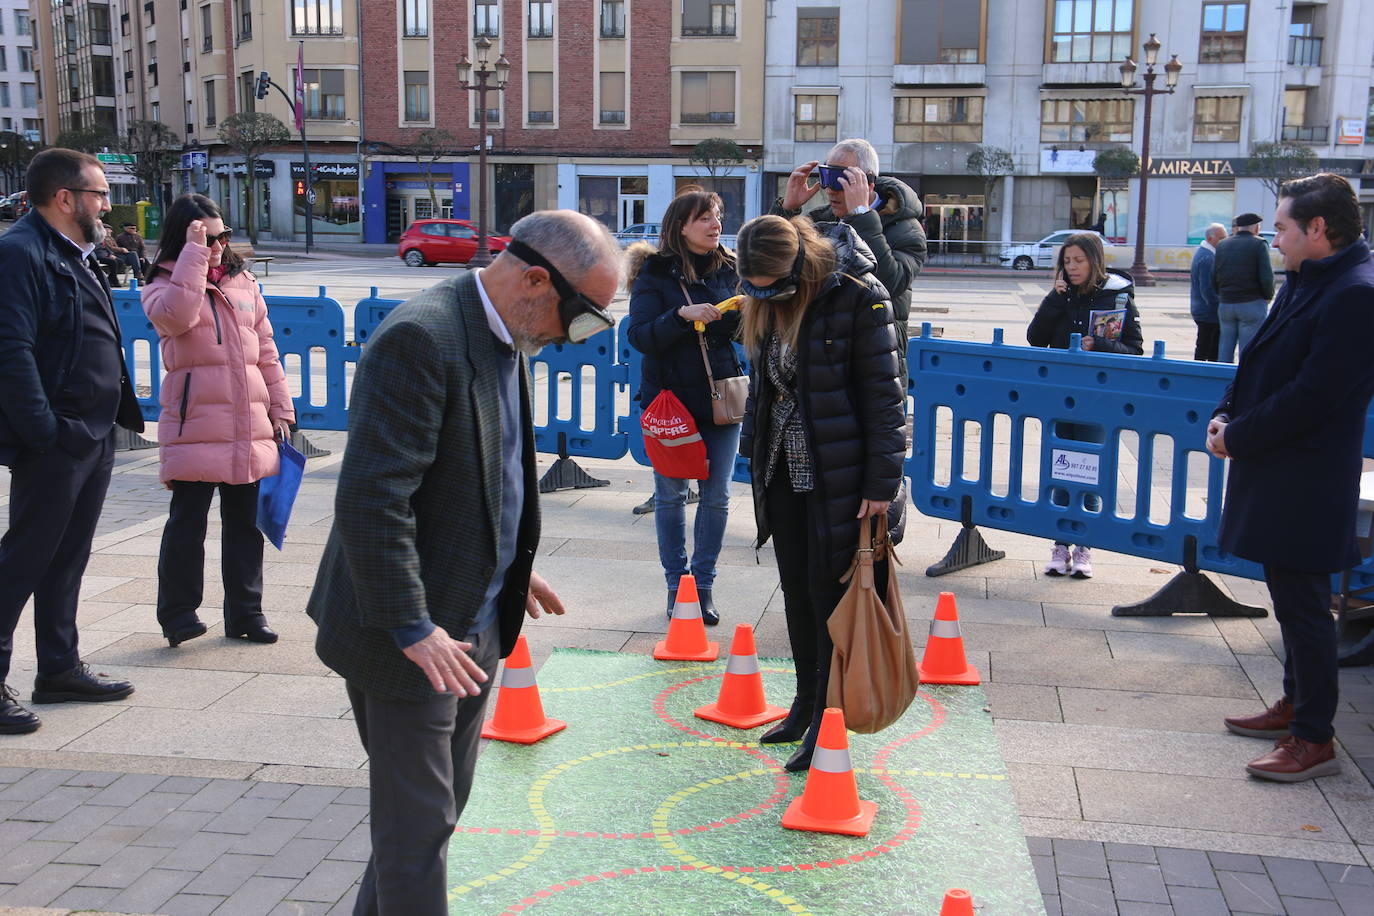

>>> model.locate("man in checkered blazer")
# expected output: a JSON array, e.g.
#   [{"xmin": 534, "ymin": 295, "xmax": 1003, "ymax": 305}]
[{"xmin": 307, "ymin": 210, "xmax": 621, "ymax": 915}]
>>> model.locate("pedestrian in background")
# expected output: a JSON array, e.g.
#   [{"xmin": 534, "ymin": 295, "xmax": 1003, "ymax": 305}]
[
  {"xmin": 141, "ymin": 194, "xmax": 294, "ymax": 648},
  {"xmin": 736, "ymin": 214, "xmax": 905, "ymax": 771},
  {"xmin": 1027, "ymin": 232, "xmax": 1144, "ymax": 580},
  {"xmin": 308, "ymin": 210, "xmax": 620, "ymax": 915},
  {"xmin": 1190, "ymin": 223, "xmax": 1227, "ymax": 361},
  {"xmin": 1211, "ymin": 174, "xmax": 1374, "ymax": 782},
  {"xmin": 626, "ymin": 186, "xmax": 743, "ymax": 625},
  {"xmin": 0, "ymin": 148, "xmax": 145, "ymax": 735},
  {"xmin": 115, "ymin": 221, "xmax": 148, "ymax": 280},
  {"xmin": 1213, "ymin": 212, "xmax": 1275, "ymax": 362}
]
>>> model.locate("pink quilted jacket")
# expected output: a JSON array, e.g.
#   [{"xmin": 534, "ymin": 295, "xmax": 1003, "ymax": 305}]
[{"xmin": 141, "ymin": 243, "xmax": 295, "ymax": 485}]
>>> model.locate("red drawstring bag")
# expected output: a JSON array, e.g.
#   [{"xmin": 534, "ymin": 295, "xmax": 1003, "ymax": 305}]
[{"xmin": 640, "ymin": 389, "xmax": 709, "ymax": 480}]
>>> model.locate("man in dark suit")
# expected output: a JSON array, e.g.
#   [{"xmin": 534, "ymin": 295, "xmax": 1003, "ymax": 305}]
[
  {"xmin": 307, "ymin": 209, "xmax": 620, "ymax": 915},
  {"xmin": 1208, "ymin": 173, "xmax": 1374, "ymax": 782},
  {"xmin": 0, "ymin": 149, "xmax": 146, "ymax": 734}
]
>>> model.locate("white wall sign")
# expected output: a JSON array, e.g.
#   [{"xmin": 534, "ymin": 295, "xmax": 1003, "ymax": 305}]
[
  {"xmin": 1336, "ymin": 118, "xmax": 1366, "ymax": 146},
  {"xmin": 1050, "ymin": 449, "xmax": 1100, "ymax": 485},
  {"xmin": 1040, "ymin": 148, "xmax": 1098, "ymax": 173}
]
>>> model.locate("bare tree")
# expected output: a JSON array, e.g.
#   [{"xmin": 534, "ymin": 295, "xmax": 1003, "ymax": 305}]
[
  {"xmin": 396, "ymin": 128, "xmax": 457, "ymax": 212},
  {"xmin": 120, "ymin": 121, "xmax": 180, "ymax": 208},
  {"xmin": 965, "ymin": 145, "xmax": 1014, "ymax": 245},
  {"xmin": 218, "ymin": 112, "xmax": 290, "ymax": 244},
  {"xmin": 690, "ymin": 138, "xmax": 745, "ymax": 182},
  {"xmin": 55, "ymin": 125, "xmax": 116, "ymax": 153},
  {"xmin": 1244, "ymin": 142, "xmax": 1320, "ymax": 204}
]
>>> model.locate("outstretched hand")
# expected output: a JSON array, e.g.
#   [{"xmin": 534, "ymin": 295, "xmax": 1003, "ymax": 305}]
[
  {"xmin": 525, "ymin": 570, "xmax": 567, "ymax": 620},
  {"xmin": 187, "ymin": 219, "xmax": 208, "ymax": 248},
  {"xmin": 401, "ymin": 629, "xmax": 489, "ymax": 697},
  {"xmin": 782, "ymin": 161, "xmax": 821, "ymax": 211}
]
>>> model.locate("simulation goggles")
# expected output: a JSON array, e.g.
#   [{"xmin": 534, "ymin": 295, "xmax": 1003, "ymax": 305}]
[
  {"xmin": 815, "ymin": 163, "xmax": 876, "ymax": 192},
  {"xmin": 505, "ymin": 239, "xmax": 615, "ymax": 344},
  {"xmin": 737, "ymin": 275, "xmax": 797, "ymax": 300}
]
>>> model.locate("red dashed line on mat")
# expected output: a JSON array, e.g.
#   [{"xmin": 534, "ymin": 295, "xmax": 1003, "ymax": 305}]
[{"xmin": 501, "ymin": 866, "xmax": 700, "ymax": 914}]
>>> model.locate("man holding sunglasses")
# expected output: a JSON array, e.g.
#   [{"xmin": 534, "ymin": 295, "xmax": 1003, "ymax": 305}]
[
  {"xmin": 0, "ymin": 148, "xmax": 145, "ymax": 735},
  {"xmin": 308, "ymin": 209, "xmax": 620, "ymax": 915},
  {"xmin": 773, "ymin": 138, "xmax": 927, "ymax": 341}
]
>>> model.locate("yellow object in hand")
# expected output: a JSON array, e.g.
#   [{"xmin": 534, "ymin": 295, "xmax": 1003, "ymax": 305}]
[{"xmin": 693, "ymin": 295, "xmax": 744, "ymax": 331}]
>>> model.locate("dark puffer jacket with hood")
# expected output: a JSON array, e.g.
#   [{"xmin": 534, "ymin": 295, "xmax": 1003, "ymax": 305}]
[
  {"xmin": 1026, "ymin": 268, "xmax": 1145, "ymax": 354},
  {"xmin": 739, "ymin": 225, "xmax": 907, "ymax": 580},
  {"xmin": 774, "ymin": 175, "xmax": 927, "ymax": 325},
  {"xmin": 625, "ymin": 242, "xmax": 743, "ymax": 425}
]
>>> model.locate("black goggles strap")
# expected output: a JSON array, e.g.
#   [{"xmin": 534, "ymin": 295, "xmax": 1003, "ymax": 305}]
[{"xmin": 505, "ymin": 239, "xmax": 576, "ymax": 299}]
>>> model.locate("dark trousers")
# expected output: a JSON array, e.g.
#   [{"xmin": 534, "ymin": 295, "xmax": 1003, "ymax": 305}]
[
  {"xmin": 347, "ymin": 628, "xmax": 501, "ymax": 916},
  {"xmin": 157, "ymin": 481, "xmax": 265, "ymax": 634},
  {"xmin": 1265, "ymin": 565, "xmax": 1338, "ymax": 744},
  {"xmin": 0, "ymin": 432, "xmax": 115, "ymax": 683},
  {"xmin": 1194, "ymin": 320, "xmax": 1221, "ymax": 362}
]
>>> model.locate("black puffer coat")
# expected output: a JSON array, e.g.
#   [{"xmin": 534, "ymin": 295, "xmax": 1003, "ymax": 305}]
[
  {"xmin": 626, "ymin": 244, "xmax": 743, "ymax": 425},
  {"xmin": 1026, "ymin": 269, "xmax": 1145, "ymax": 355},
  {"xmin": 740, "ymin": 232, "xmax": 906, "ymax": 580}
]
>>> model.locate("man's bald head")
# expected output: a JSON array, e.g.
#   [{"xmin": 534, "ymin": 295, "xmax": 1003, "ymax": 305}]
[
  {"xmin": 504, "ymin": 209, "xmax": 622, "ymax": 289},
  {"xmin": 1205, "ymin": 223, "xmax": 1227, "ymax": 244}
]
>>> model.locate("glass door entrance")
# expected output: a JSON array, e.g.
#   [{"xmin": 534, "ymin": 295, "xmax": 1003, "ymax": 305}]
[
  {"xmin": 925, "ymin": 196, "xmax": 986, "ymax": 255},
  {"xmin": 620, "ymin": 194, "xmax": 648, "ymax": 230}
]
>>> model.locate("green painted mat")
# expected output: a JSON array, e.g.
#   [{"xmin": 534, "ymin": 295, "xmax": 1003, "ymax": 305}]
[{"xmin": 450, "ymin": 648, "xmax": 1045, "ymax": 915}]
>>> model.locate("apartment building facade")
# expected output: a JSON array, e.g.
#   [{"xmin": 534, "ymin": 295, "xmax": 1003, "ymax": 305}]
[
  {"xmin": 358, "ymin": 0, "xmax": 765, "ymax": 244},
  {"xmin": 764, "ymin": 0, "xmax": 1374, "ymax": 251},
  {"xmin": 0, "ymin": 0, "xmax": 40, "ymax": 150}
]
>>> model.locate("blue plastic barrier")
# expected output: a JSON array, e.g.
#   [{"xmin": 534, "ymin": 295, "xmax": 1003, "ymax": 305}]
[
  {"xmin": 352, "ymin": 287, "xmax": 403, "ymax": 345},
  {"xmin": 263, "ymin": 288, "xmax": 357, "ymax": 430},
  {"xmin": 906, "ymin": 324, "xmax": 1374, "ymax": 610},
  {"xmin": 529, "ymin": 333, "xmax": 628, "ymax": 460},
  {"xmin": 112, "ymin": 284, "xmax": 163, "ymax": 423}
]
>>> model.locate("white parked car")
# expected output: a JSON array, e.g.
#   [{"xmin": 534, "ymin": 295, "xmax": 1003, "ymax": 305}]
[
  {"xmin": 999, "ymin": 230, "xmax": 1104, "ymax": 270},
  {"xmin": 614, "ymin": 223, "xmax": 661, "ymax": 248}
]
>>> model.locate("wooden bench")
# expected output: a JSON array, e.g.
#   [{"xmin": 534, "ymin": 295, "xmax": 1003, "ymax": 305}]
[{"xmin": 228, "ymin": 242, "xmax": 275, "ymax": 276}]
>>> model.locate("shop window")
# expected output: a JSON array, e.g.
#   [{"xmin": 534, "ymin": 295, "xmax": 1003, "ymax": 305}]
[
  {"xmin": 797, "ymin": 10, "xmax": 838, "ymax": 66},
  {"xmin": 529, "ymin": 1, "xmax": 552, "ymax": 38},
  {"xmin": 680, "ymin": 71, "xmax": 734, "ymax": 124},
  {"xmin": 599, "ymin": 72, "xmax": 625, "ymax": 124},
  {"xmin": 404, "ymin": 71, "xmax": 430, "ymax": 121},
  {"xmin": 895, "ymin": 96, "xmax": 983, "ymax": 142},
  {"xmin": 527, "ymin": 72, "xmax": 554, "ymax": 124},
  {"xmin": 1039, "ymin": 98, "xmax": 1134, "ymax": 142},
  {"xmin": 578, "ymin": 176, "xmax": 618, "ymax": 231},
  {"xmin": 1187, "ymin": 178, "xmax": 1234, "ymax": 244},
  {"xmin": 1193, "ymin": 96, "xmax": 1242, "ymax": 142},
  {"xmin": 1199, "ymin": 1, "xmax": 1246, "ymax": 63},
  {"xmin": 404, "ymin": 0, "xmax": 428, "ymax": 37},
  {"xmin": 794, "ymin": 94, "xmax": 837, "ymax": 143},
  {"xmin": 675, "ymin": 176, "xmax": 744, "ymax": 234},
  {"xmin": 296, "ymin": 169, "xmax": 360, "ymax": 233},
  {"xmin": 1049, "ymin": 0, "xmax": 1133, "ymax": 63}
]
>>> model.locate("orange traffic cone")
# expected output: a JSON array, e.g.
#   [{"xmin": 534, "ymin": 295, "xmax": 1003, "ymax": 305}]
[
  {"xmin": 917, "ymin": 592, "xmax": 980, "ymax": 685},
  {"xmin": 694, "ymin": 624, "xmax": 787, "ymax": 729},
  {"xmin": 780, "ymin": 708, "xmax": 877, "ymax": 836},
  {"xmin": 938, "ymin": 889, "xmax": 975, "ymax": 916},
  {"xmin": 654, "ymin": 574, "xmax": 720, "ymax": 662},
  {"xmin": 480, "ymin": 635, "xmax": 566, "ymax": 744}
]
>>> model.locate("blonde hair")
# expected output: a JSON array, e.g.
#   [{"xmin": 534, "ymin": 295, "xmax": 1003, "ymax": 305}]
[{"xmin": 736, "ymin": 214, "xmax": 835, "ymax": 358}]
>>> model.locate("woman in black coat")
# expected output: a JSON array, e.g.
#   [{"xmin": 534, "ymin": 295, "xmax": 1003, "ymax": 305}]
[
  {"xmin": 1027, "ymin": 231, "xmax": 1144, "ymax": 580},
  {"xmin": 626, "ymin": 187, "xmax": 743, "ymax": 625},
  {"xmin": 736, "ymin": 214, "xmax": 906, "ymax": 771}
]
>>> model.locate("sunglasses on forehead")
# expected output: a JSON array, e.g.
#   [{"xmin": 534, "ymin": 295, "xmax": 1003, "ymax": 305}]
[{"xmin": 505, "ymin": 239, "xmax": 615, "ymax": 344}]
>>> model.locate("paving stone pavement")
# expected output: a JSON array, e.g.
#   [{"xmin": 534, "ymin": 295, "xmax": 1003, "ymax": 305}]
[{"xmin": 3, "ymin": 276, "xmax": 1374, "ymax": 915}]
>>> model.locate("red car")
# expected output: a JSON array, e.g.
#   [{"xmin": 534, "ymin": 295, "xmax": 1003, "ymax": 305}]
[{"xmin": 398, "ymin": 219, "xmax": 511, "ymax": 267}]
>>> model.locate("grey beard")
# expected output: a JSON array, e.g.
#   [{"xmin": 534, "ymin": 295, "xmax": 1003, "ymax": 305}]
[{"xmin": 509, "ymin": 333, "xmax": 550, "ymax": 357}]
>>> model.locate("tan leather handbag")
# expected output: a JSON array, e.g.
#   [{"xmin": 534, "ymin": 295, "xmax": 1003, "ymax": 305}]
[
  {"xmin": 826, "ymin": 518, "xmax": 920, "ymax": 733},
  {"xmin": 679, "ymin": 281, "xmax": 746, "ymax": 426}
]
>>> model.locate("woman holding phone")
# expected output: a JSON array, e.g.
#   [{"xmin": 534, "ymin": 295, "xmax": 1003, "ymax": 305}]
[
  {"xmin": 142, "ymin": 194, "xmax": 294, "ymax": 647},
  {"xmin": 1027, "ymin": 232, "xmax": 1143, "ymax": 579}
]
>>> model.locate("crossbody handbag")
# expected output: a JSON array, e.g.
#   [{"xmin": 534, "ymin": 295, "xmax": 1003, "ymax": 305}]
[{"xmin": 680, "ymin": 282, "xmax": 748, "ymax": 426}]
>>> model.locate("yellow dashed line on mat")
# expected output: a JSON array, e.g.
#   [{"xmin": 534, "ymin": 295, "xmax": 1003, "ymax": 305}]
[
  {"xmin": 858, "ymin": 768, "xmax": 1008, "ymax": 781},
  {"xmin": 541, "ymin": 665, "xmax": 794, "ymax": 693},
  {"xmin": 651, "ymin": 769, "xmax": 814, "ymax": 916}
]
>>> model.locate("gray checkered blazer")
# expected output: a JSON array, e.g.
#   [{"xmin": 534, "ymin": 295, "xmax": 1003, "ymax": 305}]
[{"xmin": 306, "ymin": 271, "xmax": 540, "ymax": 702}]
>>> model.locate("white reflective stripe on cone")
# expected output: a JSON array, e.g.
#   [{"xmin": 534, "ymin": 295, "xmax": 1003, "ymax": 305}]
[
  {"xmin": 929, "ymin": 618, "xmax": 962, "ymax": 639},
  {"xmin": 809, "ymin": 746, "xmax": 853, "ymax": 773},
  {"xmin": 724, "ymin": 653, "xmax": 760, "ymax": 676},
  {"xmin": 499, "ymin": 666, "xmax": 538, "ymax": 689},
  {"xmin": 673, "ymin": 601, "xmax": 703, "ymax": 620}
]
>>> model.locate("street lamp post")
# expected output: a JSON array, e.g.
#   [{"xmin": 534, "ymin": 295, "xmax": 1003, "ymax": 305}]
[
  {"xmin": 1119, "ymin": 34, "xmax": 1182, "ymax": 288},
  {"xmin": 456, "ymin": 36, "xmax": 510, "ymax": 269}
]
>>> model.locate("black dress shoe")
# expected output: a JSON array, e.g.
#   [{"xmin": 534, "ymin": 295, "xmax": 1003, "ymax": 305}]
[
  {"xmin": 31, "ymin": 663, "xmax": 134, "ymax": 704},
  {"xmin": 225, "ymin": 622, "xmax": 278, "ymax": 644},
  {"xmin": 0, "ymin": 683, "xmax": 40, "ymax": 734},
  {"xmin": 165, "ymin": 621, "xmax": 208, "ymax": 648},
  {"xmin": 784, "ymin": 724, "xmax": 820, "ymax": 772},
  {"xmin": 666, "ymin": 588, "xmax": 678, "ymax": 620},
  {"xmin": 760, "ymin": 694, "xmax": 816, "ymax": 744},
  {"xmin": 697, "ymin": 588, "xmax": 721, "ymax": 627}
]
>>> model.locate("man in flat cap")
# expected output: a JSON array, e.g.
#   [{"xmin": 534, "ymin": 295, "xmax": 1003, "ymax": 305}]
[{"xmin": 1212, "ymin": 212, "xmax": 1275, "ymax": 362}]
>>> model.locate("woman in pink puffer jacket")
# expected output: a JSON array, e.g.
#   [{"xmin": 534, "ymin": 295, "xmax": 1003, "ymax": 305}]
[{"xmin": 141, "ymin": 194, "xmax": 295, "ymax": 648}]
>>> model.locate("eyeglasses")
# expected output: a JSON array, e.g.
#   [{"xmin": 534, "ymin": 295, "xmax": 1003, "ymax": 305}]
[
  {"xmin": 64, "ymin": 187, "xmax": 111, "ymax": 201},
  {"xmin": 504, "ymin": 239, "xmax": 614, "ymax": 344},
  {"xmin": 211, "ymin": 229, "xmax": 233, "ymax": 245}
]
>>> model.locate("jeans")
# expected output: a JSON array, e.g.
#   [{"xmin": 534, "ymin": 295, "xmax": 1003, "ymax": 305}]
[
  {"xmin": 1217, "ymin": 299, "xmax": 1269, "ymax": 363},
  {"xmin": 654, "ymin": 420, "xmax": 741, "ymax": 592}
]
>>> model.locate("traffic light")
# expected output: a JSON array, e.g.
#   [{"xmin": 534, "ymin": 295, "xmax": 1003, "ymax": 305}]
[
  {"xmin": 295, "ymin": 180, "xmax": 305, "ymax": 196},
  {"xmin": 255, "ymin": 71, "xmax": 271, "ymax": 100}
]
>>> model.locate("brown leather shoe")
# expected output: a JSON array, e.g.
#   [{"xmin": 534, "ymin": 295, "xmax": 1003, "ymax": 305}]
[
  {"xmin": 1245, "ymin": 735, "xmax": 1339, "ymax": 782},
  {"xmin": 1224, "ymin": 697, "xmax": 1294, "ymax": 738}
]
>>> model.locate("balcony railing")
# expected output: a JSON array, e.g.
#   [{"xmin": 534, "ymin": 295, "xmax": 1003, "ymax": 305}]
[
  {"xmin": 1287, "ymin": 35, "xmax": 1322, "ymax": 66},
  {"xmin": 1281, "ymin": 125, "xmax": 1328, "ymax": 142}
]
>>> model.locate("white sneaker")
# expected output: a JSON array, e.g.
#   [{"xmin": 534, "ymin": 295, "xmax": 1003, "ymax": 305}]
[
  {"xmin": 1070, "ymin": 546, "xmax": 1094, "ymax": 579},
  {"xmin": 1043, "ymin": 544, "xmax": 1071, "ymax": 577}
]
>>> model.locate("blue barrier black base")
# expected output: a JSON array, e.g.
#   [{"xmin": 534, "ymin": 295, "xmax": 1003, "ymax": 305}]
[
  {"xmin": 538, "ymin": 457, "xmax": 610, "ymax": 494},
  {"xmin": 290, "ymin": 429, "xmax": 333, "ymax": 459},
  {"xmin": 631, "ymin": 490, "xmax": 699, "ymax": 515},
  {"xmin": 926, "ymin": 522, "xmax": 1007, "ymax": 577},
  {"xmin": 1339, "ymin": 620, "xmax": 1374, "ymax": 667},
  {"xmin": 114, "ymin": 428, "xmax": 157, "ymax": 452},
  {"xmin": 1112, "ymin": 570, "xmax": 1267, "ymax": 618}
]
